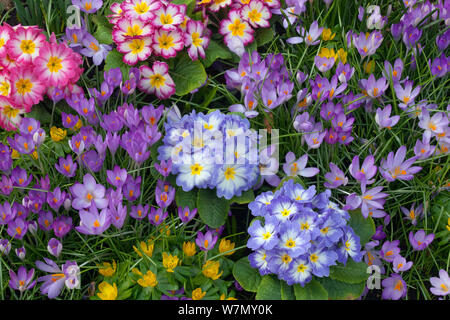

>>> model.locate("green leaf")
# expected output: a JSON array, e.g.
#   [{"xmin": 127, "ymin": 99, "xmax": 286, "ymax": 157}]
[
  {"xmin": 318, "ymin": 278, "xmax": 365, "ymax": 300},
  {"xmin": 201, "ymin": 40, "xmax": 232, "ymax": 68},
  {"xmin": 330, "ymin": 260, "xmax": 369, "ymax": 284},
  {"xmin": 348, "ymin": 209, "xmax": 376, "ymax": 246},
  {"xmin": 230, "ymin": 189, "xmax": 255, "ymax": 205},
  {"xmin": 175, "ymin": 188, "xmax": 197, "ymax": 211},
  {"xmin": 104, "ymin": 50, "xmax": 130, "ymax": 80},
  {"xmin": 197, "ymin": 189, "xmax": 230, "ymax": 228},
  {"xmin": 255, "ymin": 275, "xmax": 282, "ymax": 300},
  {"xmin": 293, "ymin": 279, "xmax": 328, "ymax": 300},
  {"xmin": 171, "ymin": 0, "xmax": 196, "ymax": 15},
  {"xmin": 255, "ymin": 28, "xmax": 274, "ymax": 47},
  {"xmin": 92, "ymin": 14, "xmax": 113, "ymax": 44},
  {"xmin": 232, "ymin": 257, "xmax": 261, "ymax": 292},
  {"xmin": 280, "ymin": 281, "xmax": 295, "ymax": 300},
  {"xmin": 170, "ymin": 53, "xmax": 207, "ymax": 96}
]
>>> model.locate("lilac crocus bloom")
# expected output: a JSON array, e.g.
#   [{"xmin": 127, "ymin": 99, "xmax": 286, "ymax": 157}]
[
  {"xmin": 414, "ymin": 132, "xmax": 436, "ymax": 159},
  {"xmin": 430, "ymin": 270, "xmax": 450, "ymax": 296},
  {"xmin": 430, "ymin": 53, "xmax": 448, "ymax": 78},
  {"xmin": 106, "ymin": 132, "xmax": 121, "ymax": 155},
  {"xmin": 380, "ymin": 240, "xmax": 401, "ymax": 262},
  {"xmin": 379, "ymin": 146, "xmax": 422, "ymax": 182},
  {"xmin": 53, "ymin": 216, "xmax": 73, "ymax": 237},
  {"xmin": 123, "ymin": 175, "xmax": 141, "ymax": 202},
  {"xmin": 141, "ymin": 104, "xmax": 164, "ymax": 126},
  {"xmin": 38, "ymin": 211, "xmax": 54, "ymax": 232},
  {"xmin": 76, "ymin": 205, "xmax": 111, "ymax": 235},
  {"xmin": 349, "ymin": 155, "xmax": 377, "ymax": 185},
  {"xmin": 155, "ymin": 159, "xmax": 172, "ymax": 177},
  {"xmin": 70, "ymin": 174, "xmax": 108, "ymax": 210},
  {"xmin": 362, "ymin": 240, "xmax": 385, "ymax": 274},
  {"xmin": 402, "ymin": 25, "xmax": 422, "ymax": 49},
  {"xmin": 36, "ymin": 259, "xmax": 80, "ymax": 299},
  {"xmin": 344, "ymin": 185, "xmax": 388, "ymax": 219},
  {"xmin": 11, "ymin": 167, "xmax": 32, "ymax": 188},
  {"xmin": 304, "ymin": 123, "xmax": 327, "ymax": 149},
  {"xmin": 324, "ymin": 162, "xmax": 348, "ymax": 189},
  {"xmin": 314, "ymin": 55, "xmax": 335, "ymax": 73},
  {"xmin": 80, "ymin": 33, "xmax": 111, "ymax": 65},
  {"xmin": 155, "ymin": 182, "xmax": 175, "ymax": 208},
  {"xmin": 436, "ymin": 30, "xmax": 450, "ymax": 51},
  {"xmin": 9, "ymin": 266, "xmax": 36, "ymax": 292},
  {"xmin": 409, "ymin": 230, "xmax": 434, "ymax": 251},
  {"xmin": 401, "ymin": 203, "xmax": 423, "ymax": 226},
  {"xmin": 336, "ymin": 62, "xmax": 355, "ymax": 83},
  {"xmin": 293, "ymin": 112, "xmax": 314, "ymax": 132},
  {"xmin": 304, "ymin": 21, "xmax": 323, "ymax": 45},
  {"xmin": 178, "ymin": 206, "xmax": 197, "ymax": 223},
  {"xmin": 359, "ymin": 74, "xmax": 388, "ymax": 99},
  {"xmin": 418, "ymin": 109, "xmax": 449, "ymax": 137},
  {"xmin": 0, "ymin": 201, "xmax": 16, "ymax": 225},
  {"xmin": 47, "ymin": 238, "xmax": 62, "ymax": 257},
  {"xmin": 7, "ymin": 218, "xmax": 28, "ymax": 240},
  {"xmin": 358, "ymin": 6, "xmax": 364, "ymax": 21},
  {"xmin": 47, "ymin": 187, "xmax": 67, "ymax": 211},
  {"xmin": 0, "ymin": 238, "xmax": 11, "ymax": 255},
  {"xmin": 72, "ymin": 0, "xmax": 103, "ymax": 13},
  {"xmin": 196, "ymin": 230, "xmax": 218, "ymax": 251},
  {"xmin": 375, "ymin": 105, "xmax": 400, "ymax": 129},
  {"xmin": 392, "ymin": 256, "xmax": 413, "ymax": 273},
  {"xmin": 353, "ymin": 31, "xmax": 383, "ymax": 57},
  {"xmin": 394, "ymin": 80, "xmax": 421, "ymax": 110},
  {"xmin": 90, "ymin": 82, "xmax": 113, "ymax": 105},
  {"xmin": 283, "ymin": 152, "xmax": 319, "ymax": 178},
  {"xmin": 109, "ymin": 202, "xmax": 127, "ymax": 229},
  {"xmin": 106, "ymin": 165, "xmax": 128, "ymax": 188},
  {"xmin": 382, "ymin": 274, "xmax": 407, "ymax": 300},
  {"xmin": 130, "ymin": 204, "xmax": 149, "ymax": 220},
  {"xmin": 148, "ymin": 207, "xmax": 168, "ymax": 226},
  {"xmin": 16, "ymin": 247, "xmax": 26, "ymax": 260},
  {"xmin": 104, "ymin": 67, "xmax": 122, "ymax": 88},
  {"xmin": 383, "ymin": 58, "xmax": 404, "ymax": 83},
  {"xmin": 102, "ymin": 111, "xmax": 124, "ymax": 133},
  {"xmin": 7, "ymin": 135, "xmax": 35, "ymax": 155},
  {"xmin": 61, "ymin": 112, "xmax": 79, "ymax": 129}
]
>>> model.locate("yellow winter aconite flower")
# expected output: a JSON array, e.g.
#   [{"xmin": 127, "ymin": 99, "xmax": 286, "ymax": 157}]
[
  {"xmin": 318, "ymin": 47, "xmax": 338, "ymax": 61},
  {"xmin": 97, "ymin": 282, "xmax": 118, "ymax": 300},
  {"xmin": 162, "ymin": 252, "xmax": 179, "ymax": 273},
  {"xmin": 183, "ymin": 241, "xmax": 196, "ymax": 257},
  {"xmin": 50, "ymin": 126, "xmax": 67, "ymax": 142},
  {"xmin": 98, "ymin": 260, "xmax": 117, "ymax": 277},
  {"xmin": 219, "ymin": 239, "xmax": 236, "ymax": 256},
  {"xmin": 74, "ymin": 118, "xmax": 83, "ymax": 131},
  {"xmin": 11, "ymin": 149, "xmax": 20, "ymax": 159},
  {"xmin": 192, "ymin": 287, "xmax": 206, "ymax": 300},
  {"xmin": 322, "ymin": 28, "xmax": 336, "ymax": 41},
  {"xmin": 337, "ymin": 48, "xmax": 348, "ymax": 64},
  {"xmin": 132, "ymin": 268, "xmax": 158, "ymax": 288},
  {"xmin": 133, "ymin": 240, "xmax": 154, "ymax": 258},
  {"xmin": 220, "ymin": 294, "xmax": 237, "ymax": 300},
  {"xmin": 363, "ymin": 60, "xmax": 375, "ymax": 74},
  {"xmin": 31, "ymin": 150, "xmax": 38, "ymax": 160},
  {"xmin": 202, "ymin": 260, "xmax": 223, "ymax": 280}
]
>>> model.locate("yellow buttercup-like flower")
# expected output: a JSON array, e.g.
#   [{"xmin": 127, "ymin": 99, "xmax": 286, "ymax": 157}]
[
  {"xmin": 202, "ymin": 260, "xmax": 223, "ymax": 280},
  {"xmin": 446, "ymin": 217, "xmax": 450, "ymax": 232},
  {"xmin": 31, "ymin": 150, "xmax": 38, "ymax": 160},
  {"xmin": 98, "ymin": 260, "xmax": 117, "ymax": 277},
  {"xmin": 337, "ymin": 48, "xmax": 348, "ymax": 64},
  {"xmin": 219, "ymin": 239, "xmax": 236, "ymax": 256},
  {"xmin": 73, "ymin": 118, "xmax": 83, "ymax": 131},
  {"xmin": 97, "ymin": 282, "xmax": 118, "ymax": 300},
  {"xmin": 183, "ymin": 241, "xmax": 196, "ymax": 257},
  {"xmin": 50, "ymin": 126, "xmax": 67, "ymax": 142},
  {"xmin": 132, "ymin": 268, "xmax": 158, "ymax": 288},
  {"xmin": 133, "ymin": 240, "xmax": 154, "ymax": 258},
  {"xmin": 162, "ymin": 252, "xmax": 179, "ymax": 273},
  {"xmin": 11, "ymin": 149, "xmax": 20, "ymax": 159},
  {"xmin": 220, "ymin": 294, "xmax": 238, "ymax": 300},
  {"xmin": 192, "ymin": 288, "xmax": 206, "ymax": 300},
  {"xmin": 318, "ymin": 47, "xmax": 338, "ymax": 61},
  {"xmin": 322, "ymin": 28, "xmax": 336, "ymax": 41}
]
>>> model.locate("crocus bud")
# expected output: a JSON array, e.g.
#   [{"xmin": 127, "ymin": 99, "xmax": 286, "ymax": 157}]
[
  {"xmin": 15, "ymin": 247, "xmax": 26, "ymax": 260},
  {"xmin": 47, "ymin": 238, "xmax": 62, "ymax": 257}
]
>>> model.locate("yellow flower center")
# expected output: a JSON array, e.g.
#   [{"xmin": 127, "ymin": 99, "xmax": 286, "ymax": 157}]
[
  {"xmin": 224, "ymin": 167, "xmax": 236, "ymax": 180},
  {"xmin": 191, "ymin": 32, "xmax": 203, "ymax": 47},
  {"xmin": 228, "ymin": 19, "xmax": 246, "ymax": 37},
  {"xmin": 158, "ymin": 33, "xmax": 174, "ymax": 50},
  {"xmin": 248, "ymin": 9, "xmax": 262, "ymax": 22},
  {"xmin": 129, "ymin": 39, "xmax": 146, "ymax": 54},
  {"xmin": 47, "ymin": 56, "xmax": 63, "ymax": 73},
  {"xmin": 160, "ymin": 13, "xmax": 174, "ymax": 25},
  {"xmin": 149, "ymin": 74, "xmax": 165, "ymax": 88},
  {"xmin": 20, "ymin": 40, "xmax": 36, "ymax": 54},
  {"xmin": 190, "ymin": 163, "xmax": 203, "ymax": 175},
  {"xmin": 16, "ymin": 79, "xmax": 33, "ymax": 95}
]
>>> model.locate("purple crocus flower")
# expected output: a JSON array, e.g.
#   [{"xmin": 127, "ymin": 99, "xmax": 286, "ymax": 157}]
[
  {"xmin": 409, "ymin": 230, "xmax": 434, "ymax": 251},
  {"xmin": 379, "ymin": 146, "xmax": 422, "ymax": 182},
  {"xmin": 401, "ymin": 203, "xmax": 423, "ymax": 226},
  {"xmin": 70, "ymin": 174, "xmax": 108, "ymax": 210},
  {"xmin": 383, "ymin": 59, "xmax": 404, "ymax": 83},
  {"xmin": 304, "ymin": 21, "xmax": 323, "ymax": 46},
  {"xmin": 38, "ymin": 211, "xmax": 54, "ymax": 232},
  {"xmin": 0, "ymin": 201, "xmax": 16, "ymax": 225},
  {"xmin": 106, "ymin": 166, "xmax": 128, "ymax": 188},
  {"xmin": 76, "ymin": 205, "xmax": 111, "ymax": 235},
  {"xmin": 430, "ymin": 53, "xmax": 448, "ymax": 78},
  {"xmin": 353, "ymin": 31, "xmax": 383, "ymax": 57},
  {"xmin": 0, "ymin": 175, "xmax": 13, "ymax": 196},
  {"xmin": 155, "ymin": 159, "xmax": 172, "ymax": 177},
  {"xmin": 258, "ymin": 145, "xmax": 281, "ymax": 188},
  {"xmin": 148, "ymin": 207, "xmax": 168, "ymax": 226},
  {"xmin": 7, "ymin": 218, "xmax": 28, "ymax": 240},
  {"xmin": 104, "ymin": 67, "xmax": 122, "ymax": 88},
  {"xmin": 178, "ymin": 206, "xmax": 197, "ymax": 224},
  {"xmin": 46, "ymin": 187, "xmax": 67, "ymax": 212},
  {"xmin": 349, "ymin": 155, "xmax": 377, "ymax": 185},
  {"xmin": 0, "ymin": 239, "xmax": 11, "ymax": 255},
  {"xmin": 304, "ymin": 123, "xmax": 327, "ymax": 149},
  {"xmin": 436, "ymin": 30, "xmax": 450, "ymax": 51},
  {"xmin": 359, "ymin": 74, "xmax": 388, "ymax": 99},
  {"xmin": 61, "ymin": 112, "xmax": 79, "ymax": 129},
  {"xmin": 382, "ymin": 274, "xmax": 407, "ymax": 300},
  {"xmin": 344, "ymin": 185, "xmax": 388, "ymax": 219},
  {"xmin": 380, "ymin": 240, "xmax": 401, "ymax": 262},
  {"xmin": 36, "ymin": 259, "xmax": 80, "ymax": 299},
  {"xmin": 314, "ymin": 55, "xmax": 335, "ymax": 73},
  {"xmin": 392, "ymin": 256, "xmax": 413, "ymax": 273},
  {"xmin": 414, "ymin": 132, "xmax": 436, "ymax": 159},
  {"xmin": 430, "ymin": 270, "xmax": 450, "ymax": 296},
  {"xmin": 0, "ymin": 143, "xmax": 12, "ymax": 172},
  {"xmin": 418, "ymin": 109, "xmax": 449, "ymax": 137},
  {"xmin": 331, "ymin": 112, "xmax": 354, "ymax": 133},
  {"xmin": 72, "ymin": 0, "xmax": 103, "ymax": 14},
  {"xmin": 7, "ymin": 135, "xmax": 35, "ymax": 155},
  {"xmin": 130, "ymin": 204, "xmax": 149, "ymax": 220},
  {"xmin": 283, "ymin": 152, "xmax": 319, "ymax": 178},
  {"xmin": 16, "ymin": 247, "xmax": 26, "ymax": 260},
  {"xmin": 123, "ymin": 175, "xmax": 141, "ymax": 202},
  {"xmin": 11, "ymin": 167, "xmax": 32, "ymax": 188},
  {"xmin": 47, "ymin": 238, "xmax": 62, "ymax": 258},
  {"xmin": 155, "ymin": 184, "xmax": 175, "ymax": 208},
  {"xmin": 80, "ymin": 33, "xmax": 111, "ymax": 66},
  {"xmin": 336, "ymin": 62, "xmax": 355, "ymax": 83},
  {"xmin": 109, "ymin": 202, "xmax": 127, "ymax": 229},
  {"xmin": 402, "ymin": 25, "xmax": 422, "ymax": 49},
  {"xmin": 293, "ymin": 112, "xmax": 314, "ymax": 132},
  {"xmin": 141, "ymin": 104, "xmax": 164, "ymax": 126},
  {"xmin": 102, "ymin": 111, "xmax": 124, "ymax": 133},
  {"xmin": 53, "ymin": 216, "xmax": 73, "ymax": 238},
  {"xmin": 90, "ymin": 82, "xmax": 113, "ymax": 105},
  {"xmin": 375, "ymin": 105, "xmax": 400, "ymax": 129},
  {"xmin": 196, "ymin": 230, "xmax": 218, "ymax": 251},
  {"xmin": 394, "ymin": 80, "xmax": 421, "ymax": 110},
  {"xmin": 324, "ymin": 162, "xmax": 348, "ymax": 189},
  {"xmin": 105, "ymin": 132, "xmax": 121, "ymax": 155},
  {"xmin": 9, "ymin": 266, "xmax": 36, "ymax": 292}
]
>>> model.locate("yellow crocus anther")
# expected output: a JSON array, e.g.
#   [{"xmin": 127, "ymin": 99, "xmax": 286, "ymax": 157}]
[
  {"xmin": 202, "ymin": 260, "xmax": 223, "ymax": 280},
  {"xmin": 192, "ymin": 287, "xmax": 206, "ymax": 300},
  {"xmin": 98, "ymin": 260, "xmax": 117, "ymax": 277},
  {"xmin": 219, "ymin": 239, "xmax": 236, "ymax": 256},
  {"xmin": 50, "ymin": 126, "xmax": 67, "ymax": 142},
  {"xmin": 182, "ymin": 241, "xmax": 196, "ymax": 257},
  {"xmin": 97, "ymin": 282, "xmax": 118, "ymax": 300},
  {"xmin": 162, "ymin": 252, "xmax": 179, "ymax": 273}
]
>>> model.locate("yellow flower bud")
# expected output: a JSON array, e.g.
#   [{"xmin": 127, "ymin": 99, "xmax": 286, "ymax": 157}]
[
  {"xmin": 202, "ymin": 260, "xmax": 223, "ymax": 280},
  {"xmin": 97, "ymin": 282, "xmax": 118, "ymax": 300},
  {"xmin": 74, "ymin": 118, "xmax": 83, "ymax": 131},
  {"xmin": 50, "ymin": 126, "xmax": 67, "ymax": 142},
  {"xmin": 192, "ymin": 287, "xmax": 206, "ymax": 300},
  {"xmin": 11, "ymin": 149, "xmax": 20, "ymax": 159},
  {"xmin": 31, "ymin": 150, "xmax": 38, "ymax": 160},
  {"xmin": 337, "ymin": 48, "xmax": 348, "ymax": 64},
  {"xmin": 363, "ymin": 60, "xmax": 375, "ymax": 74},
  {"xmin": 136, "ymin": 270, "xmax": 158, "ymax": 288},
  {"xmin": 182, "ymin": 241, "xmax": 196, "ymax": 257},
  {"xmin": 322, "ymin": 28, "xmax": 336, "ymax": 41},
  {"xmin": 98, "ymin": 260, "xmax": 117, "ymax": 277},
  {"xmin": 162, "ymin": 252, "xmax": 179, "ymax": 273},
  {"xmin": 219, "ymin": 239, "xmax": 236, "ymax": 256}
]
